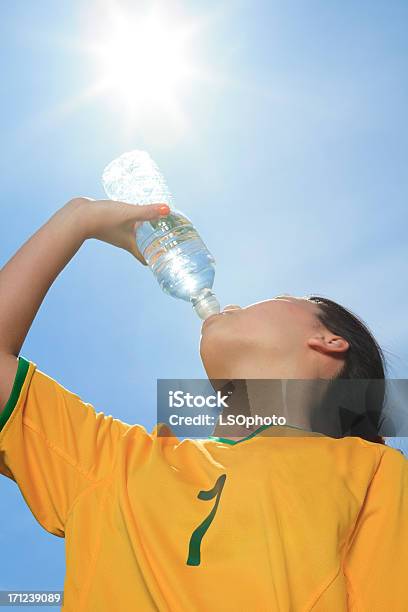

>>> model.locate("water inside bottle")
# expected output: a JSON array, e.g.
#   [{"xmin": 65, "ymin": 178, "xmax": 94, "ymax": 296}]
[{"xmin": 136, "ymin": 210, "xmax": 217, "ymax": 303}]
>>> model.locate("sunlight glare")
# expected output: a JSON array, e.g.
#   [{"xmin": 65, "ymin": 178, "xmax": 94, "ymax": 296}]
[{"xmin": 88, "ymin": 7, "xmax": 197, "ymax": 118}]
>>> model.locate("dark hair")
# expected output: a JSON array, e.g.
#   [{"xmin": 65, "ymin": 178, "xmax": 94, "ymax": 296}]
[{"xmin": 306, "ymin": 295, "xmax": 386, "ymax": 445}]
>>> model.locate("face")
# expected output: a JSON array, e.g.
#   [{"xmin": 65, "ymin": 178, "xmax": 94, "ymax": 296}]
[{"xmin": 199, "ymin": 295, "xmax": 328, "ymax": 380}]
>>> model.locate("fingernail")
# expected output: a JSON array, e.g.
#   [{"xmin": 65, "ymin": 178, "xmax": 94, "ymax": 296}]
[{"xmin": 158, "ymin": 204, "xmax": 170, "ymax": 216}]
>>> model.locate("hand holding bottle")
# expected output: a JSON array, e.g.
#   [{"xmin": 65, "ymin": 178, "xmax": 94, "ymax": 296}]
[
  {"xmin": 101, "ymin": 150, "xmax": 220, "ymax": 319},
  {"xmin": 73, "ymin": 197, "xmax": 170, "ymax": 265}
]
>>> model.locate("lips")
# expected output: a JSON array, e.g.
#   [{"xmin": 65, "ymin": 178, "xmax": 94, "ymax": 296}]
[
  {"xmin": 202, "ymin": 313, "xmax": 221, "ymax": 327},
  {"xmin": 201, "ymin": 308, "xmax": 236, "ymax": 328}
]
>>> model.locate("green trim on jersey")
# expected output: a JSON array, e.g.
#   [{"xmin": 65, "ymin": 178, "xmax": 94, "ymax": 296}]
[
  {"xmin": 208, "ymin": 423, "xmax": 276, "ymax": 445},
  {"xmin": 0, "ymin": 356, "xmax": 30, "ymax": 432},
  {"xmin": 208, "ymin": 423, "xmax": 316, "ymax": 445}
]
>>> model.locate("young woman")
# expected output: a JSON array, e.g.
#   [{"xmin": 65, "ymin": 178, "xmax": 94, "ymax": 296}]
[
  {"xmin": 200, "ymin": 294, "xmax": 387, "ymax": 444},
  {"xmin": 0, "ymin": 197, "xmax": 407, "ymax": 611}
]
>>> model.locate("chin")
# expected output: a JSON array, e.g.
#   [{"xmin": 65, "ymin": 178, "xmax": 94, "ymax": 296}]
[{"xmin": 200, "ymin": 340, "xmax": 223, "ymax": 379}]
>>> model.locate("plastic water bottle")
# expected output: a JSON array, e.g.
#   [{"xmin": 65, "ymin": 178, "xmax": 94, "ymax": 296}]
[{"xmin": 102, "ymin": 150, "xmax": 220, "ymax": 320}]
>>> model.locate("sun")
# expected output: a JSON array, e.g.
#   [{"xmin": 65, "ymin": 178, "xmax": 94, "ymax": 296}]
[
  {"xmin": 25, "ymin": 3, "xmax": 228, "ymax": 141},
  {"xmin": 94, "ymin": 12, "xmax": 192, "ymax": 98},
  {"xmin": 79, "ymin": 4, "xmax": 204, "ymax": 129}
]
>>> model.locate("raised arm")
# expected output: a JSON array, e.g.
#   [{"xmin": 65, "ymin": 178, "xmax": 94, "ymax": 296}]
[{"xmin": 0, "ymin": 197, "xmax": 169, "ymax": 412}]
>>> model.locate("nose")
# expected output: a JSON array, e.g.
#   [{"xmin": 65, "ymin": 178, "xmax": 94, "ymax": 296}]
[{"xmin": 223, "ymin": 304, "xmax": 241, "ymax": 312}]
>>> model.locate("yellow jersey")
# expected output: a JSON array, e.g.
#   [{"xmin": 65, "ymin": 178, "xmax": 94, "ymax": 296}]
[{"xmin": 0, "ymin": 356, "xmax": 407, "ymax": 611}]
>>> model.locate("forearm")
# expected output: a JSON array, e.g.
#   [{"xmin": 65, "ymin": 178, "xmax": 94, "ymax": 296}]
[{"xmin": 0, "ymin": 198, "xmax": 87, "ymax": 356}]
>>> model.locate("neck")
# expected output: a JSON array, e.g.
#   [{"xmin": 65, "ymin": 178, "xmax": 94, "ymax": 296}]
[{"xmin": 211, "ymin": 378, "xmax": 331, "ymax": 440}]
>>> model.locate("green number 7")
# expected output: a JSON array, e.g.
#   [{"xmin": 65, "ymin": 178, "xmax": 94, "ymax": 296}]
[{"xmin": 186, "ymin": 474, "xmax": 227, "ymax": 566}]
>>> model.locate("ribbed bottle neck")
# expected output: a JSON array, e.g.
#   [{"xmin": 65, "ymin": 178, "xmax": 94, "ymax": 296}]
[{"xmin": 192, "ymin": 290, "xmax": 220, "ymax": 320}]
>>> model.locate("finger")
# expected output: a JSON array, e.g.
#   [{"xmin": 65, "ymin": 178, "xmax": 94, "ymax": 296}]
[
  {"xmin": 125, "ymin": 233, "xmax": 148, "ymax": 265},
  {"xmin": 145, "ymin": 203, "xmax": 170, "ymax": 219},
  {"xmin": 115, "ymin": 201, "xmax": 170, "ymax": 220},
  {"xmin": 126, "ymin": 240, "xmax": 148, "ymax": 265},
  {"xmin": 134, "ymin": 251, "xmax": 148, "ymax": 266}
]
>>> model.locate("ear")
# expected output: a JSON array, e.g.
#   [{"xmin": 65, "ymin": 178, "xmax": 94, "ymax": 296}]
[{"xmin": 307, "ymin": 333, "xmax": 349, "ymax": 356}]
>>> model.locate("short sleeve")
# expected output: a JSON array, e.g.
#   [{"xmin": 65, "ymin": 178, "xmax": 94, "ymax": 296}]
[
  {"xmin": 343, "ymin": 445, "xmax": 408, "ymax": 610},
  {"xmin": 0, "ymin": 356, "xmax": 132, "ymax": 537}
]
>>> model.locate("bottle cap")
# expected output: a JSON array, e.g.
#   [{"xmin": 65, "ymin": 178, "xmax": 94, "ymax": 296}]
[{"xmin": 192, "ymin": 290, "xmax": 221, "ymax": 320}]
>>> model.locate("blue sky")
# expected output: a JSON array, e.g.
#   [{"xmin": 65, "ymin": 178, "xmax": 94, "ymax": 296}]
[{"xmin": 1, "ymin": 0, "xmax": 407, "ymax": 601}]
